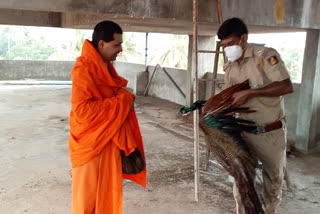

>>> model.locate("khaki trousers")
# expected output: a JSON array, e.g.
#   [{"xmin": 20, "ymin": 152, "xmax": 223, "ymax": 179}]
[{"xmin": 233, "ymin": 127, "xmax": 287, "ymax": 214}]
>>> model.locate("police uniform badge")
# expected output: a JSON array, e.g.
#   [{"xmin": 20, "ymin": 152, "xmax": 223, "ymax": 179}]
[{"xmin": 268, "ymin": 56, "xmax": 278, "ymax": 65}]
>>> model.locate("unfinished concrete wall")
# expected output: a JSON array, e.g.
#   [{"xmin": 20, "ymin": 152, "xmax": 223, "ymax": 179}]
[
  {"xmin": 0, "ymin": 60, "xmax": 149, "ymax": 95},
  {"xmin": 199, "ymin": 73, "xmax": 225, "ymax": 100},
  {"xmin": 284, "ymin": 84, "xmax": 300, "ymax": 143},
  {"xmin": 0, "ymin": 60, "xmax": 185, "ymax": 105},
  {"xmin": 146, "ymin": 65, "xmax": 186, "ymax": 105},
  {"xmin": 0, "ymin": 60, "xmax": 74, "ymax": 80},
  {"xmin": 113, "ymin": 61, "xmax": 148, "ymax": 95}
]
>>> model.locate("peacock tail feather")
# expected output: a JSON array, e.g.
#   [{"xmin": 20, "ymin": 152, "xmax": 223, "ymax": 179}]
[{"xmin": 181, "ymin": 80, "xmax": 265, "ymax": 214}]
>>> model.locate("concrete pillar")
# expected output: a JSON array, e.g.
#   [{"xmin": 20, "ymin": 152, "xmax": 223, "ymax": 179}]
[
  {"xmin": 186, "ymin": 35, "xmax": 216, "ymax": 105},
  {"xmin": 295, "ymin": 29, "xmax": 320, "ymax": 153},
  {"xmin": 198, "ymin": 36, "xmax": 216, "ymax": 78},
  {"xmin": 198, "ymin": 36, "xmax": 216, "ymax": 101}
]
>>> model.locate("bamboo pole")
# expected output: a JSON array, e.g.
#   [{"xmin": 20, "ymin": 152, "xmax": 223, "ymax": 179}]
[
  {"xmin": 216, "ymin": 0, "xmax": 223, "ymax": 25},
  {"xmin": 192, "ymin": 0, "xmax": 200, "ymax": 202},
  {"xmin": 211, "ymin": 41, "xmax": 221, "ymax": 95}
]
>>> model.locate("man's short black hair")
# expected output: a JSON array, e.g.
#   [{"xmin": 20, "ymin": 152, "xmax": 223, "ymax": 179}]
[
  {"xmin": 217, "ymin": 17, "xmax": 248, "ymax": 40},
  {"xmin": 92, "ymin": 20, "xmax": 123, "ymax": 48}
]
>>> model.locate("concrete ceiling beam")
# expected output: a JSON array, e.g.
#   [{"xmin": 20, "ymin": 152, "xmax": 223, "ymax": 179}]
[
  {"xmin": 61, "ymin": 12, "xmax": 220, "ymax": 35},
  {"xmin": 0, "ymin": 0, "xmax": 319, "ymax": 32},
  {"xmin": 0, "ymin": 8, "xmax": 61, "ymax": 27}
]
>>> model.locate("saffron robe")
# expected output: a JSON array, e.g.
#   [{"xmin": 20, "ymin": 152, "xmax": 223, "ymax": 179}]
[{"xmin": 69, "ymin": 40, "xmax": 146, "ymax": 214}]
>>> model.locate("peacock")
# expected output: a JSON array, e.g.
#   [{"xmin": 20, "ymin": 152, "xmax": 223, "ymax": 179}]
[{"xmin": 180, "ymin": 80, "xmax": 265, "ymax": 214}]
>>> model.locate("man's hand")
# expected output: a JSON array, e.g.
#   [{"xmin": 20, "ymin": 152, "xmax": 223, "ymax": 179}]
[
  {"xmin": 231, "ymin": 90, "xmax": 251, "ymax": 107},
  {"xmin": 231, "ymin": 78, "xmax": 293, "ymax": 107}
]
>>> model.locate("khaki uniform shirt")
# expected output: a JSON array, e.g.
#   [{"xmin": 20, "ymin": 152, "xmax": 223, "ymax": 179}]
[{"xmin": 224, "ymin": 44, "xmax": 290, "ymax": 125}]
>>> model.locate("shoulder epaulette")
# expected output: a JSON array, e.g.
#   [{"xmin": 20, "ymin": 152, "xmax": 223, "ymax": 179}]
[{"xmin": 256, "ymin": 46, "xmax": 269, "ymax": 58}]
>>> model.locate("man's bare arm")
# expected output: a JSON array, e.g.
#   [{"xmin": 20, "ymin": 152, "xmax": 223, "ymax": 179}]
[{"xmin": 231, "ymin": 78, "xmax": 293, "ymax": 107}]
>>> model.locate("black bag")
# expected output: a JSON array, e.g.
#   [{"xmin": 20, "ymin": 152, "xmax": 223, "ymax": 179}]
[{"xmin": 121, "ymin": 148, "xmax": 145, "ymax": 174}]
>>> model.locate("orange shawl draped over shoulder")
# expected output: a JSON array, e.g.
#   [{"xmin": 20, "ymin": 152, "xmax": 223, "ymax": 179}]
[{"xmin": 69, "ymin": 40, "xmax": 146, "ymax": 188}]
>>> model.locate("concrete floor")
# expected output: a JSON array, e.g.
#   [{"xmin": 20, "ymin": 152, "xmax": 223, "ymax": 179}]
[{"xmin": 0, "ymin": 83, "xmax": 319, "ymax": 214}]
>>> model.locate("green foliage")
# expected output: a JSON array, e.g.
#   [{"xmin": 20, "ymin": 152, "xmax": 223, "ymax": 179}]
[
  {"xmin": 0, "ymin": 26, "xmax": 10, "ymax": 57},
  {"xmin": 48, "ymin": 29, "xmax": 92, "ymax": 61},
  {"xmin": 75, "ymin": 29, "xmax": 87, "ymax": 52},
  {"xmin": 0, "ymin": 25, "xmax": 92, "ymax": 61},
  {"xmin": 117, "ymin": 32, "xmax": 189, "ymax": 69},
  {"xmin": 6, "ymin": 36, "xmax": 56, "ymax": 60},
  {"xmin": 0, "ymin": 26, "xmax": 56, "ymax": 60},
  {"xmin": 278, "ymin": 47, "xmax": 303, "ymax": 82},
  {"xmin": 117, "ymin": 32, "xmax": 145, "ymax": 64},
  {"xmin": 148, "ymin": 34, "xmax": 188, "ymax": 69},
  {"xmin": 248, "ymin": 33, "xmax": 306, "ymax": 83}
]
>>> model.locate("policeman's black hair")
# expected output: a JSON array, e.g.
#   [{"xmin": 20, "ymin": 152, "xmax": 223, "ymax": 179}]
[
  {"xmin": 217, "ymin": 17, "xmax": 248, "ymax": 40},
  {"xmin": 92, "ymin": 21, "xmax": 123, "ymax": 48}
]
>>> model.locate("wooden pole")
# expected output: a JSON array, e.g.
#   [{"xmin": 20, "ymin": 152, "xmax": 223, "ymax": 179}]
[
  {"xmin": 216, "ymin": 0, "xmax": 223, "ymax": 25},
  {"xmin": 211, "ymin": 41, "xmax": 221, "ymax": 95},
  {"xmin": 192, "ymin": 0, "xmax": 200, "ymax": 202}
]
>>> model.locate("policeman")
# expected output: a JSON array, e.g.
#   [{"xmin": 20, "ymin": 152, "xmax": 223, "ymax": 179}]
[{"xmin": 217, "ymin": 17, "xmax": 293, "ymax": 214}]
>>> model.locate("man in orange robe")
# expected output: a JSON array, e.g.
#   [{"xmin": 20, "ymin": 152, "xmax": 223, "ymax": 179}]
[{"xmin": 69, "ymin": 20, "xmax": 146, "ymax": 214}]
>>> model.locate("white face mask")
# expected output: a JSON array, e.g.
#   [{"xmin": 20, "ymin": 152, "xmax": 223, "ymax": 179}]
[{"xmin": 224, "ymin": 45, "xmax": 243, "ymax": 62}]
